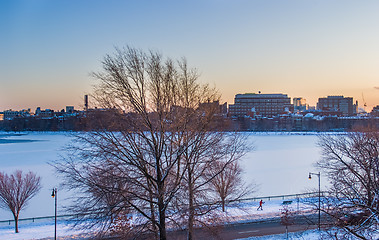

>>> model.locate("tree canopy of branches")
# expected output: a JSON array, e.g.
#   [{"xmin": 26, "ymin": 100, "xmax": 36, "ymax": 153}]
[
  {"xmin": 205, "ymin": 147, "xmax": 254, "ymax": 212},
  {"xmin": 318, "ymin": 126, "xmax": 379, "ymax": 239},
  {"xmin": 55, "ymin": 46, "xmax": 251, "ymax": 240},
  {"xmin": 0, "ymin": 170, "xmax": 41, "ymax": 233}
]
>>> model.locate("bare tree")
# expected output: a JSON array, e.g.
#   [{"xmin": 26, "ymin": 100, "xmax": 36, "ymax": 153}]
[
  {"xmin": 280, "ymin": 204, "xmax": 294, "ymax": 239},
  {"xmin": 206, "ymin": 156, "xmax": 254, "ymax": 212},
  {"xmin": 317, "ymin": 126, "xmax": 379, "ymax": 239},
  {"xmin": 55, "ymin": 46, "xmax": 251, "ymax": 240},
  {"xmin": 175, "ymin": 131, "xmax": 252, "ymax": 240},
  {"xmin": 0, "ymin": 170, "xmax": 41, "ymax": 233}
]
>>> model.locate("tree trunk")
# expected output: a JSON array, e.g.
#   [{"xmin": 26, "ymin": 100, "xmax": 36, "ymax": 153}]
[
  {"xmin": 188, "ymin": 171, "xmax": 194, "ymax": 240},
  {"xmin": 148, "ymin": 180, "xmax": 159, "ymax": 240},
  {"xmin": 286, "ymin": 226, "xmax": 288, "ymax": 239},
  {"xmin": 14, "ymin": 214, "xmax": 19, "ymax": 233},
  {"xmin": 150, "ymin": 200, "xmax": 159, "ymax": 240},
  {"xmin": 222, "ymin": 197, "xmax": 225, "ymax": 212},
  {"xmin": 157, "ymin": 179, "xmax": 167, "ymax": 240},
  {"xmin": 158, "ymin": 199, "xmax": 167, "ymax": 240}
]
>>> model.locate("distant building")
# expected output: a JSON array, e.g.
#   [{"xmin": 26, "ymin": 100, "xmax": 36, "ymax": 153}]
[
  {"xmin": 2, "ymin": 109, "xmax": 32, "ymax": 119},
  {"xmin": 35, "ymin": 107, "xmax": 54, "ymax": 118},
  {"xmin": 35, "ymin": 107, "xmax": 41, "ymax": 115},
  {"xmin": 197, "ymin": 101, "xmax": 228, "ymax": 115},
  {"xmin": 84, "ymin": 95, "xmax": 88, "ymax": 111},
  {"xmin": 317, "ymin": 96, "xmax": 358, "ymax": 116},
  {"xmin": 228, "ymin": 93, "xmax": 293, "ymax": 117},
  {"xmin": 66, "ymin": 106, "xmax": 74, "ymax": 114},
  {"xmin": 293, "ymin": 97, "xmax": 307, "ymax": 112},
  {"xmin": 371, "ymin": 105, "xmax": 379, "ymax": 117}
]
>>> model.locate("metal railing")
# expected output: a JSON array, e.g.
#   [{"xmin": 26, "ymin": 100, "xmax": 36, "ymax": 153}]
[
  {"xmin": 0, "ymin": 214, "xmax": 83, "ymax": 226},
  {"xmin": 231, "ymin": 191, "xmax": 323, "ymax": 203},
  {"xmin": 0, "ymin": 192, "xmax": 323, "ymax": 226}
]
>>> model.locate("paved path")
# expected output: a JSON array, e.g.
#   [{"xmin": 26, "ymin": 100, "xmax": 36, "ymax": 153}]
[{"xmin": 168, "ymin": 218, "xmax": 318, "ymax": 239}]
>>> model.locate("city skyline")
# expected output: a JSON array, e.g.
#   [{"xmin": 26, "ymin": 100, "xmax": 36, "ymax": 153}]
[
  {"xmin": 0, "ymin": 92, "xmax": 365, "ymax": 113},
  {"xmin": 1, "ymin": 1, "xmax": 379, "ymax": 111}
]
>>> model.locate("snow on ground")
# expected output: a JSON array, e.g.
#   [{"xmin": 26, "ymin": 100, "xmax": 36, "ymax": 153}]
[
  {"xmin": 238, "ymin": 229, "xmax": 321, "ymax": 239},
  {"xmin": 0, "ymin": 198, "xmax": 314, "ymax": 240},
  {"xmin": 212, "ymin": 199, "xmax": 310, "ymax": 224},
  {"xmin": 1, "ymin": 224, "xmax": 322, "ymax": 240},
  {"xmin": 0, "ymin": 221, "xmax": 93, "ymax": 240}
]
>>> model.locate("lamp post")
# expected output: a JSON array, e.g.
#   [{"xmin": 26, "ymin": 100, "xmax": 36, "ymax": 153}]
[
  {"xmin": 51, "ymin": 188, "xmax": 57, "ymax": 240},
  {"xmin": 308, "ymin": 172, "xmax": 321, "ymax": 231}
]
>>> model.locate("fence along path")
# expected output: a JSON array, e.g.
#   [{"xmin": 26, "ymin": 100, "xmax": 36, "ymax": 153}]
[{"xmin": 0, "ymin": 192, "xmax": 322, "ymax": 226}]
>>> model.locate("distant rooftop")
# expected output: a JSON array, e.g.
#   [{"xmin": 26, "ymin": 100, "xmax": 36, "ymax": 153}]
[
  {"xmin": 236, "ymin": 93, "xmax": 289, "ymax": 98},
  {"xmin": 318, "ymin": 95, "xmax": 354, "ymax": 100},
  {"xmin": 325, "ymin": 96, "xmax": 344, "ymax": 99}
]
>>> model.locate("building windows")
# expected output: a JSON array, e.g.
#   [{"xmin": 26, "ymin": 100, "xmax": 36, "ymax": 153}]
[{"xmin": 229, "ymin": 93, "xmax": 293, "ymax": 117}]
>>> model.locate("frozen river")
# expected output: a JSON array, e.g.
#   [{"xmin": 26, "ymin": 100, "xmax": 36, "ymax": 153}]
[{"xmin": 0, "ymin": 132, "xmax": 325, "ymax": 220}]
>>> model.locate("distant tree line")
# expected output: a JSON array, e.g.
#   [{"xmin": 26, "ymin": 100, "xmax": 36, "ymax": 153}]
[
  {"xmin": 1, "ymin": 112, "xmax": 379, "ymax": 132},
  {"xmin": 0, "ymin": 115, "xmax": 86, "ymax": 131}
]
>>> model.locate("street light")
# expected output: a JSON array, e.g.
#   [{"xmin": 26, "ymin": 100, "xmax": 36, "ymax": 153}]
[
  {"xmin": 308, "ymin": 172, "xmax": 321, "ymax": 231},
  {"xmin": 51, "ymin": 188, "xmax": 57, "ymax": 240}
]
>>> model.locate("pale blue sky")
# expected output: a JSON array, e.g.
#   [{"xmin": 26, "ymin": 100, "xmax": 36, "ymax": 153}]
[{"xmin": 1, "ymin": 0, "xmax": 379, "ymax": 111}]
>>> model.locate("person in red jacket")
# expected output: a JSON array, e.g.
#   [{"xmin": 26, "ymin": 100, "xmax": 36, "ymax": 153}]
[{"xmin": 257, "ymin": 199, "xmax": 264, "ymax": 210}]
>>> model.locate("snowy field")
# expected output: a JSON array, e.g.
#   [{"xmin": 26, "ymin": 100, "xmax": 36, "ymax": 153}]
[{"xmin": 0, "ymin": 132, "xmax": 327, "ymax": 239}]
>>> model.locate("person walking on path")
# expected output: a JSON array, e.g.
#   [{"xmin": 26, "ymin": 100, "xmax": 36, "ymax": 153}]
[{"xmin": 257, "ymin": 199, "xmax": 264, "ymax": 210}]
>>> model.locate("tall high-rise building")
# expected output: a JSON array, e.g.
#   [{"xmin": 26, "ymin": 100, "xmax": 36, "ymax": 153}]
[
  {"xmin": 293, "ymin": 97, "xmax": 307, "ymax": 112},
  {"xmin": 228, "ymin": 93, "xmax": 293, "ymax": 117},
  {"xmin": 317, "ymin": 96, "xmax": 357, "ymax": 116},
  {"xmin": 84, "ymin": 95, "xmax": 88, "ymax": 111}
]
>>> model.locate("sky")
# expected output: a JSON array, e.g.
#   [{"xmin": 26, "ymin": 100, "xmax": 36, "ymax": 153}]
[{"xmin": 1, "ymin": 0, "xmax": 379, "ymax": 112}]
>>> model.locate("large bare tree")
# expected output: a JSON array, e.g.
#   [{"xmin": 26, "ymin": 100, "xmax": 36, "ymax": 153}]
[
  {"xmin": 56, "ymin": 46, "xmax": 251, "ymax": 240},
  {"xmin": 0, "ymin": 170, "xmax": 41, "ymax": 233},
  {"xmin": 176, "ymin": 130, "xmax": 252, "ymax": 239},
  {"xmin": 317, "ymin": 126, "xmax": 379, "ymax": 239}
]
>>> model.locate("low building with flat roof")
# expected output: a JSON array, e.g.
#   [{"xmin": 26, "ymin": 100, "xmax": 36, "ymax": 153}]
[
  {"xmin": 317, "ymin": 96, "xmax": 357, "ymax": 116},
  {"xmin": 229, "ymin": 93, "xmax": 293, "ymax": 117}
]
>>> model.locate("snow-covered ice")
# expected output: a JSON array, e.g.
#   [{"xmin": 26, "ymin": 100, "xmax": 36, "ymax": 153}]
[
  {"xmin": 241, "ymin": 133, "xmax": 324, "ymax": 196},
  {"xmin": 0, "ymin": 132, "xmax": 327, "ymax": 239},
  {"xmin": 0, "ymin": 132, "xmax": 74, "ymax": 219},
  {"xmin": 0, "ymin": 132, "xmax": 325, "ymax": 218}
]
